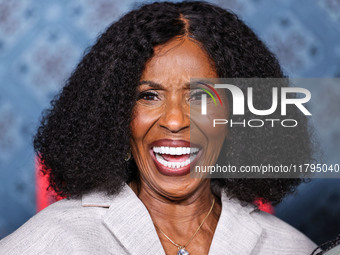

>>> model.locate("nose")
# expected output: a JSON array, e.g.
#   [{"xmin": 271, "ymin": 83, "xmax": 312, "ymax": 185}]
[{"xmin": 159, "ymin": 100, "xmax": 190, "ymax": 133}]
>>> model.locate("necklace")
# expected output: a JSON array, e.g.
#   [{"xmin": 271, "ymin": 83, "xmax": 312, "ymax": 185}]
[{"xmin": 154, "ymin": 198, "xmax": 215, "ymax": 255}]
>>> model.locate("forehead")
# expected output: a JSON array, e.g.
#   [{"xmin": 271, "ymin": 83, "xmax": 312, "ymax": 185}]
[{"xmin": 140, "ymin": 37, "xmax": 217, "ymax": 84}]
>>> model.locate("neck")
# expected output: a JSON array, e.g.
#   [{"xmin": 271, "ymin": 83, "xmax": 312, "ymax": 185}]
[
  {"xmin": 129, "ymin": 179, "xmax": 221, "ymax": 235},
  {"xmin": 129, "ymin": 179, "xmax": 222, "ymax": 254}
]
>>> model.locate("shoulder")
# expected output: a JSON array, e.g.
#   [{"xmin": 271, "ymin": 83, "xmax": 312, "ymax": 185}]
[
  {"xmin": 2, "ymin": 196, "xmax": 107, "ymax": 233},
  {"xmin": 250, "ymin": 209, "xmax": 317, "ymax": 254},
  {"xmin": 0, "ymin": 196, "xmax": 112, "ymax": 255},
  {"xmin": 220, "ymin": 191, "xmax": 317, "ymax": 254}
]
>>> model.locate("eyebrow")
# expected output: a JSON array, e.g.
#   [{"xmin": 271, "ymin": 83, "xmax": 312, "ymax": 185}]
[
  {"xmin": 139, "ymin": 80, "xmax": 211, "ymax": 89},
  {"xmin": 190, "ymin": 80, "xmax": 215, "ymax": 88},
  {"xmin": 139, "ymin": 80, "xmax": 163, "ymax": 89}
]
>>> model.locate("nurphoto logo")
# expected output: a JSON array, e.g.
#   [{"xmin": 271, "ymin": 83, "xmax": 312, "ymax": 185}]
[{"xmin": 198, "ymin": 81, "xmax": 312, "ymax": 128}]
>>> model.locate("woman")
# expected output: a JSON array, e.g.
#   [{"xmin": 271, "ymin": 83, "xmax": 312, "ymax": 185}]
[{"xmin": 0, "ymin": 1, "xmax": 316, "ymax": 254}]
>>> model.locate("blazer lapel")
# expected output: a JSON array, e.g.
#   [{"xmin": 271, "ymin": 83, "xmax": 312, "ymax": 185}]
[
  {"xmin": 208, "ymin": 191, "xmax": 263, "ymax": 255},
  {"xmin": 101, "ymin": 185, "xmax": 165, "ymax": 255},
  {"xmin": 82, "ymin": 185, "xmax": 262, "ymax": 255}
]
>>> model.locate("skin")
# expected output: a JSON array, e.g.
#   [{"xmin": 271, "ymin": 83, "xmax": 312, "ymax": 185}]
[{"xmin": 129, "ymin": 37, "xmax": 229, "ymax": 254}]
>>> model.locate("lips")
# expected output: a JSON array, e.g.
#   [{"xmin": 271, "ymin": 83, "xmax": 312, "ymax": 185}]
[{"xmin": 149, "ymin": 139, "xmax": 201, "ymax": 176}]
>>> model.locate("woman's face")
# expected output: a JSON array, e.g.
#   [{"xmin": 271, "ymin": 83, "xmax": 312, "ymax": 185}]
[{"xmin": 130, "ymin": 38, "xmax": 228, "ymax": 199}]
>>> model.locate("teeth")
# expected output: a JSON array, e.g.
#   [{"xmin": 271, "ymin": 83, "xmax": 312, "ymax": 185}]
[
  {"xmin": 152, "ymin": 146, "xmax": 200, "ymax": 155},
  {"xmin": 153, "ymin": 146, "xmax": 200, "ymax": 169},
  {"xmin": 155, "ymin": 153, "xmax": 197, "ymax": 169},
  {"xmin": 191, "ymin": 148, "xmax": 199, "ymax": 153}
]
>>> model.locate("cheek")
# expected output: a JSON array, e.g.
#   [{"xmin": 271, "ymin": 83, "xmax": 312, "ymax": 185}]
[
  {"xmin": 211, "ymin": 94, "xmax": 229, "ymax": 140},
  {"xmin": 130, "ymin": 104, "xmax": 161, "ymax": 143},
  {"xmin": 191, "ymin": 98, "xmax": 229, "ymax": 144}
]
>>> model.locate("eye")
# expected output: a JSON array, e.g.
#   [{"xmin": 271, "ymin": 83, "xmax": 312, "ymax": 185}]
[
  {"xmin": 137, "ymin": 91, "xmax": 159, "ymax": 101},
  {"xmin": 189, "ymin": 89, "xmax": 208, "ymax": 101}
]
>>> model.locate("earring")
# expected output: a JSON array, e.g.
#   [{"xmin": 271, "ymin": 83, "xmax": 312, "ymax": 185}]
[{"xmin": 124, "ymin": 149, "xmax": 132, "ymax": 161}]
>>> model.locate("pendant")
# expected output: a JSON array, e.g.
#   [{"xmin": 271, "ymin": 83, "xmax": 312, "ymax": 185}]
[{"xmin": 177, "ymin": 248, "xmax": 189, "ymax": 255}]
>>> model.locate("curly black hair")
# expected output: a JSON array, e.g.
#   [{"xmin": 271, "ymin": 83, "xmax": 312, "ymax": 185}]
[{"xmin": 34, "ymin": 1, "xmax": 314, "ymax": 205}]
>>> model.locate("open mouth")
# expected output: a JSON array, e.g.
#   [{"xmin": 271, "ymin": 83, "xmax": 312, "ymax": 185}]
[
  {"xmin": 153, "ymin": 146, "xmax": 200, "ymax": 169},
  {"xmin": 150, "ymin": 143, "xmax": 201, "ymax": 176}
]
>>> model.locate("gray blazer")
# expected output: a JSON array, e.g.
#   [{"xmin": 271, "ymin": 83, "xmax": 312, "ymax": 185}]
[{"xmin": 0, "ymin": 184, "xmax": 317, "ymax": 255}]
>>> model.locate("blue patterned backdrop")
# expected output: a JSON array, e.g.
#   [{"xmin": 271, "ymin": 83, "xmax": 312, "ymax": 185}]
[{"xmin": 1, "ymin": 0, "xmax": 340, "ymax": 244}]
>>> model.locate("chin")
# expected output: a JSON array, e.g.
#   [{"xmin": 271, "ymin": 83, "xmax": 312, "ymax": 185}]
[{"xmin": 150, "ymin": 175, "xmax": 207, "ymax": 199}]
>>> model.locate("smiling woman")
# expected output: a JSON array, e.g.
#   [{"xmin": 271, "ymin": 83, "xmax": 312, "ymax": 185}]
[
  {"xmin": 129, "ymin": 38, "xmax": 229, "ymax": 254},
  {"xmin": 0, "ymin": 1, "xmax": 316, "ymax": 255}
]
